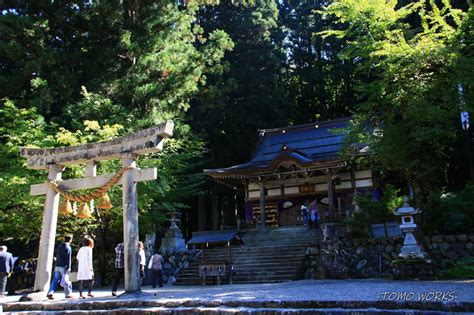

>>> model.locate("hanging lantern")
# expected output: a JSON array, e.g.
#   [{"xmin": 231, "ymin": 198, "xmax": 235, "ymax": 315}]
[
  {"xmin": 59, "ymin": 199, "xmax": 73, "ymax": 215},
  {"xmin": 77, "ymin": 202, "xmax": 91, "ymax": 218},
  {"xmin": 97, "ymin": 193, "xmax": 113, "ymax": 210}
]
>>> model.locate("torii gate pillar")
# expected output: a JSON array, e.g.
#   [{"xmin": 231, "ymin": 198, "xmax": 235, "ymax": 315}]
[
  {"xmin": 34, "ymin": 165, "xmax": 64, "ymax": 293},
  {"xmin": 122, "ymin": 157, "xmax": 140, "ymax": 292}
]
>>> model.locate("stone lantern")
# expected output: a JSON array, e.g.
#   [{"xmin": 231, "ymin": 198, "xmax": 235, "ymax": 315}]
[
  {"xmin": 159, "ymin": 212, "xmax": 186, "ymax": 255},
  {"xmin": 394, "ymin": 197, "xmax": 426, "ymax": 259}
]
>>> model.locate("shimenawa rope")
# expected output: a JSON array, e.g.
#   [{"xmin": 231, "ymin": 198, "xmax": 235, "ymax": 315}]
[{"xmin": 48, "ymin": 167, "xmax": 134, "ymax": 202}]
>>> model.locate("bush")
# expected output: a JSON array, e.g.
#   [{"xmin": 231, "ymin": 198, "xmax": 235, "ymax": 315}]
[
  {"xmin": 439, "ymin": 258, "xmax": 474, "ymax": 280},
  {"xmin": 424, "ymin": 184, "xmax": 474, "ymax": 235},
  {"xmin": 344, "ymin": 184, "xmax": 402, "ymax": 238}
]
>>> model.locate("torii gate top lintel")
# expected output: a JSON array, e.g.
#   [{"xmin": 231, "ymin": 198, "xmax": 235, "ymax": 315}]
[{"xmin": 20, "ymin": 121, "xmax": 174, "ymax": 170}]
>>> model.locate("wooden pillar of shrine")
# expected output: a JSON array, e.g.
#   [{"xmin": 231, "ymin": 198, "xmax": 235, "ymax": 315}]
[
  {"xmin": 327, "ymin": 171, "xmax": 335, "ymax": 220},
  {"xmin": 259, "ymin": 181, "xmax": 266, "ymax": 229}
]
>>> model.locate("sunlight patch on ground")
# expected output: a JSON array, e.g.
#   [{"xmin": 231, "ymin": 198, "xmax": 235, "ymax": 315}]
[{"xmin": 214, "ymin": 291, "xmax": 260, "ymax": 299}]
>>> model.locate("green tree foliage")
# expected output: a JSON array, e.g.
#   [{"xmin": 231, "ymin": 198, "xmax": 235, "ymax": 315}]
[
  {"xmin": 424, "ymin": 184, "xmax": 474, "ymax": 235},
  {"xmin": 1, "ymin": 1, "xmax": 233, "ymax": 124},
  {"xmin": 0, "ymin": 1, "xmax": 123, "ymax": 120},
  {"xmin": 0, "ymin": 99, "xmax": 50, "ymax": 243},
  {"xmin": 0, "ymin": 0, "xmax": 231, "ymax": 252},
  {"xmin": 278, "ymin": 0, "xmax": 356, "ymax": 124},
  {"xmin": 323, "ymin": 0, "xmax": 472, "ymax": 201},
  {"xmin": 138, "ymin": 127, "xmax": 207, "ymax": 233},
  {"xmin": 345, "ymin": 184, "xmax": 402, "ymax": 237},
  {"xmin": 439, "ymin": 257, "xmax": 474, "ymax": 279},
  {"xmin": 191, "ymin": 0, "xmax": 288, "ymax": 167},
  {"xmin": 111, "ymin": 0, "xmax": 234, "ymax": 120}
]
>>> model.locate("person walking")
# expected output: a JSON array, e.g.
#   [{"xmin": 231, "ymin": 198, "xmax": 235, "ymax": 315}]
[
  {"xmin": 148, "ymin": 250, "xmax": 164, "ymax": 288},
  {"xmin": 301, "ymin": 200, "xmax": 309, "ymax": 226},
  {"xmin": 111, "ymin": 242, "xmax": 124, "ymax": 296},
  {"xmin": 309, "ymin": 198, "xmax": 320, "ymax": 229},
  {"xmin": 138, "ymin": 242, "xmax": 146, "ymax": 280},
  {"xmin": 47, "ymin": 235, "xmax": 73, "ymax": 300},
  {"xmin": 0, "ymin": 245, "xmax": 13, "ymax": 297},
  {"xmin": 76, "ymin": 237, "xmax": 94, "ymax": 299}
]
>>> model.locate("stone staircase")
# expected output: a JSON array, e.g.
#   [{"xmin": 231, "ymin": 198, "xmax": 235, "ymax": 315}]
[{"xmin": 176, "ymin": 226, "xmax": 323, "ymax": 285}]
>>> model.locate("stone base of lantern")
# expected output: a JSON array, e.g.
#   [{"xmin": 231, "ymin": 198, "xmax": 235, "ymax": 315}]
[{"xmin": 159, "ymin": 216, "xmax": 186, "ymax": 255}]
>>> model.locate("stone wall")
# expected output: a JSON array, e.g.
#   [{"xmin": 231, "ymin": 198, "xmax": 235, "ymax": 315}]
[
  {"xmin": 425, "ymin": 234, "xmax": 474, "ymax": 268},
  {"xmin": 304, "ymin": 234, "xmax": 474, "ymax": 279},
  {"xmin": 146, "ymin": 249, "xmax": 199, "ymax": 285}
]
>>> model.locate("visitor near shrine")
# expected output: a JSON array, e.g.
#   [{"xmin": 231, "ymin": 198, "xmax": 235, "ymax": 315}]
[
  {"xmin": 138, "ymin": 241, "xmax": 146, "ymax": 280},
  {"xmin": 112, "ymin": 242, "xmax": 124, "ymax": 296},
  {"xmin": 0, "ymin": 245, "xmax": 13, "ymax": 297},
  {"xmin": 148, "ymin": 250, "xmax": 164, "ymax": 288},
  {"xmin": 76, "ymin": 237, "xmax": 94, "ymax": 299},
  {"xmin": 309, "ymin": 199, "xmax": 319, "ymax": 229},
  {"xmin": 47, "ymin": 235, "xmax": 73, "ymax": 300},
  {"xmin": 301, "ymin": 201, "xmax": 309, "ymax": 226}
]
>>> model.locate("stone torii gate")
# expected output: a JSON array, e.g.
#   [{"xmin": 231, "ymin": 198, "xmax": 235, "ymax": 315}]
[{"xmin": 20, "ymin": 121, "xmax": 174, "ymax": 295}]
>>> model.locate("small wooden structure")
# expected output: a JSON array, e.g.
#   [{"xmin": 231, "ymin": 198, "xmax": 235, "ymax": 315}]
[
  {"xmin": 20, "ymin": 122, "xmax": 174, "ymax": 294},
  {"xmin": 188, "ymin": 230, "xmax": 239, "ymax": 285},
  {"xmin": 198, "ymin": 264, "xmax": 233, "ymax": 285}
]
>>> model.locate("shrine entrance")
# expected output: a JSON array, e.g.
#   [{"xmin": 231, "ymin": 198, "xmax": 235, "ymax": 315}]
[{"xmin": 20, "ymin": 122, "xmax": 174, "ymax": 295}]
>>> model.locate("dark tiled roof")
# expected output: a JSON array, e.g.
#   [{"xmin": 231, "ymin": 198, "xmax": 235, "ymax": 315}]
[
  {"xmin": 187, "ymin": 230, "xmax": 238, "ymax": 245},
  {"xmin": 205, "ymin": 117, "xmax": 353, "ymax": 178}
]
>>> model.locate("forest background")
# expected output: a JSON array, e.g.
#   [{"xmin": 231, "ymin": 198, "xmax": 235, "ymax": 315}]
[{"xmin": 0, "ymin": 0, "xmax": 473, "ymax": 285}]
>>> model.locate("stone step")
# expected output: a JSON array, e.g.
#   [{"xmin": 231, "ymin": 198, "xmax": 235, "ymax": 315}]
[
  {"xmin": 182, "ymin": 259, "xmax": 304, "ymax": 268},
  {"xmin": 176, "ymin": 276, "xmax": 297, "ymax": 285},
  {"xmin": 203, "ymin": 247, "xmax": 311, "ymax": 253},
  {"xmin": 242, "ymin": 241, "xmax": 320, "ymax": 246},
  {"xmin": 176, "ymin": 226, "xmax": 322, "ymax": 285},
  {"xmin": 201, "ymin": 248, "xmax": 309, "ymax": 254},
  {"xmin": 200, "ymin": 252, "xmax": 307, "ymax": 259},
  {"xmin": 6, "ymin": 291, "xmax": 472, "ymax": 313},
  {"xmin": 177, "ymin": 270, "xmax": 298, "ymax": 277},
  {"xmin": 180, "ymin": 266, "xmax": 302, "ymax": 276},
  {"xmin": 182, "ymin": 262, "xmax": 303, "ymax": 271},
  {"xmin": 178, "ymin": 272, "xmax": 298, "ymax": 279}
]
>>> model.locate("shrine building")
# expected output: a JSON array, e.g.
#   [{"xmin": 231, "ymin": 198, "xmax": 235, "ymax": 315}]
[{"xmin": 204, "ymin": 117, "xmax": 373, "ymax": 229}]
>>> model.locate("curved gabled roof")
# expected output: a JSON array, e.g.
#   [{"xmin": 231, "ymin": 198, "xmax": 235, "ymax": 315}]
[{"xmin": 204, "ymin": 117, "xmax": 355, "ymax": 179}]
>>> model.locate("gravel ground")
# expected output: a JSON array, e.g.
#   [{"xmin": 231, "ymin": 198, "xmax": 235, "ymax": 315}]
[{"xmin": 1, "ymin": 279, "xmax": 473, "ymax": 305}]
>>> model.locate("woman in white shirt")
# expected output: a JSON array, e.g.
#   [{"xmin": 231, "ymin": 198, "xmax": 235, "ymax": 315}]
[
  {"xmin": 76, "ymin": 237, "xmax": 94, "ymax": 299},
  {"xmin": 138, "ymin": 241, "xmax": 146, "ymax": 280}
]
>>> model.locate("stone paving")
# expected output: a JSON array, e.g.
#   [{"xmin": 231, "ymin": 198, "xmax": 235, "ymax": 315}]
[{"xmin": 1, "ymin": 279, "xmax": 473, "ymax": 314}]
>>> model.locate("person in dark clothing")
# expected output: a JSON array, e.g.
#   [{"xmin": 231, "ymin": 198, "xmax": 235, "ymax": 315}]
[
  {"xmin": 47, "ymin": 235, "xmax": 73, "ymax": 299},
  {"xmin": 309, "ymin": 198, "xmax": 320, "ymax": 229},
  {"xmin": 7, "ymin": 258, "xmax": 25, "ymax": 295},
  {"xmin": 112, "ymin": 242, "xmax": 124, "ymax": 296},
  {"xmin": 0, "ymin": 245, "xmax": 13, "ymax": 297},
  {"xmin": 148, "ymin": 250, "xmax": 164, "ymax": 288},
  {"xmin": 25, "ymin": 258, "xmax": 37, "ymax": 289}
]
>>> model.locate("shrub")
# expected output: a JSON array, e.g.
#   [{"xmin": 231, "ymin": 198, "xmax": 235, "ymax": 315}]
[
  {"xmin": 439, "ymin": 258, "xmax": 474, "ymax": 280},
  {"xmin": 344, "ymin": 184, "xmax": 403, "ymax": 238},
  {"xmin": 424, "ymin": 184, "xmax": 474, "ymax": 235}
]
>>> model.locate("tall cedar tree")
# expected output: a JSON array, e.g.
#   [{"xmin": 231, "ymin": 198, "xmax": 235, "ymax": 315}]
[
  {"xmin": 1, "ymin": 1, "xmax": 233, "ymax": 125},
  {"xmin": 190, "ymin": 0, "xmax": 288, "ymax": 168},
  {"xmin": 278, "ymin": 0, "xmax": 357, "ymax": 124},
  {"xmin": 0, "ymin": 1, "xmax": 232, "ymax": 279}
]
